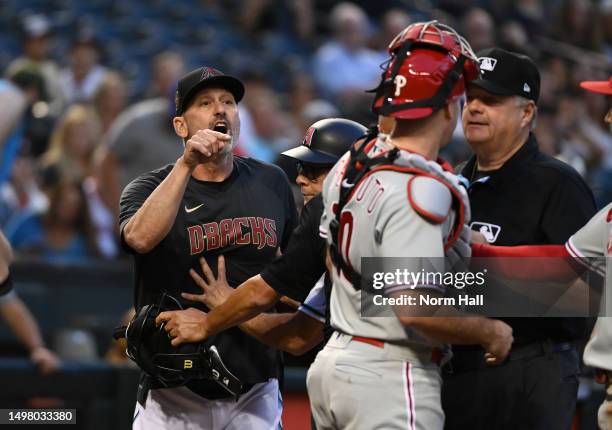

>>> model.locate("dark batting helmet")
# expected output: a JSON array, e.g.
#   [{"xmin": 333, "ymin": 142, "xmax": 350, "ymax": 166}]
[
  {"xmin": 281, "ymin": 118, "xmax": 367, "ymax": 165},
  {"xmin": 371, "ymin": 20, "xmax": 480, "ymax": 120}
]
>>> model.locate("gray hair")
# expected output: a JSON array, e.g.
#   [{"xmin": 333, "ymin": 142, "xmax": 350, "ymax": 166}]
[{"xmin": 516, "ymin": 96, "xmax": 537, "ymax": 131}]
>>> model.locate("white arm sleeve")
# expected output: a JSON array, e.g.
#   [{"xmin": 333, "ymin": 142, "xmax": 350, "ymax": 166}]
[
  {"xmin": 298, "ymin": 275, "xmax": 326, "ymax": 323},
  {"xmin": 565, "ymin": 202, "xmax": 611, "ymax": 276}
]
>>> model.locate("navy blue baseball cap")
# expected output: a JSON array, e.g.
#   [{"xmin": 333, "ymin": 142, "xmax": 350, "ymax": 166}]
[
  {"xmin": 282, "ymin": 118, "xmax": 367, "ymax": 165},
  {"xmin": 175, "ymin": 67, "xmax": 245, "ymax": 115},
  {"xmin": 471, "ymin": 48, "xmax": 540, "ymax": 104}
]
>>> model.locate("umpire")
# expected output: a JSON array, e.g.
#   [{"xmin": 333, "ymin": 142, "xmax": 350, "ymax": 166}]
[{"xmin": 442, "ymin": 48, "xmax": 597, "ymax": 430}]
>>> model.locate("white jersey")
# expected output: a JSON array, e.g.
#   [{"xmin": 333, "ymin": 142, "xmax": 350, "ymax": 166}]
[
  {"xmin": 320, "ymin": 138, "xmax": 468, "ymax": 347},
  {"xmin": 566, "ymin": 202, "xmax": 612, "ymax": 370}
]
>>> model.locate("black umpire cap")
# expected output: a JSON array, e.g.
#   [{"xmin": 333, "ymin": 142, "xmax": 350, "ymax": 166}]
[
  {"xmin": 472, "ymin": 48, "xmax": 540, "ymax": 104},
  {"xmin": 175, "ymin": 67, "xmax": 245, "ymax": 116},
  {"xmin": 282, "ymin": 118, "xmax": 367, "ymax": 165}
]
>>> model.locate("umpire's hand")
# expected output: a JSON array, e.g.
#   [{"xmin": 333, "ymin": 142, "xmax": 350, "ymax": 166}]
[
  {"xmin": 482, "ymin": 319, "xmax": 513, "ymax": 365},
  {"xmin": 156, "ymin": 308, "xmax": 208, "ymax": 346},
  {"xmin": 183, "ymin": 255, "xmax": 233, "ymax": 309}
]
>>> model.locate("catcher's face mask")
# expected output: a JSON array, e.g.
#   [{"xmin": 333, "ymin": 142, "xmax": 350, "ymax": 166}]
[
  {"xmin": 371, "ymin": 20, "xmax": 480, "ymax": 120},
  {"xmin": 115, "ymin": 293, "xmax": 242, "ymax": 398}
]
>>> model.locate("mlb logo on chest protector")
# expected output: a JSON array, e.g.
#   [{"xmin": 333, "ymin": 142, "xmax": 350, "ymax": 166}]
[
  {"xmin": 471, "ymin": 221, "xmax": 501, "ymax": 243},
  {"xmin": 479, "ymin": 57, "xmax": 497, "ymax": 72}
]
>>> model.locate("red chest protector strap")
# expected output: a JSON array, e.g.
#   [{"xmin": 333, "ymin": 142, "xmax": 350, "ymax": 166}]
[{"xmin": 328, "ymin": 136, "xmax": 468, "ymax": 290}]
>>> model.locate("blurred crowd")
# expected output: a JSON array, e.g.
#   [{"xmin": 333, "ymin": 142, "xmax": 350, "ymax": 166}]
[{"xmin": 0, "ymin": 0, "xmax": 610, "ymax": 265}]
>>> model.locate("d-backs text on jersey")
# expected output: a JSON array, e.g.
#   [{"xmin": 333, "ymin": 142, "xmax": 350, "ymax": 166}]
[{"xmin": 187, "ymin": 217, "xmax": 277, "ymax": 254}]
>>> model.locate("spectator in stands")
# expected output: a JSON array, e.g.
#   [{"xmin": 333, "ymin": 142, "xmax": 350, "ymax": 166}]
[
  {"xmin": 238, "ymin": 0, "xmax": 314, "ymax": 42},
  {"xmin": 287, "ymin": 72, "xmax": 318, "ymax": 132},
  {"xmin": 552, "ymin": 0, "xmax": 604, "ymax": 52},
  {"xmin": 0, "ymin": 80, "xmax": 27, "ymax": 185},
  {"xmin": 555, "ymin": 94, "xmax": 602, "ymax": 177},
  {"xmin": 0, "ymin": 229, "xmax": 60, "ymax": 374},
  {"xmin": 461, "ymin": 8, "xmax": 496, "ymax": 53},
  {"xmin": 99, "ymin": 52, "xmax": 184, "ymax": 192},
  {"xmin": 41, "ymin": 103, "xmax": 118, "ymax": 259},
  {"xmin": 239, "ymin": 86, "xmax": 299, "ymax": 163},
  {"xmin": 6, "ymin": 14, "xmax": 65, "ymax": 116},
  {"xmin": 507, "ymin": 0, "xmax": 545, "ymax": 39},
  {"xmin": 147, "ymin": 52, "xmax": 185, "ymax": 99},
  {"xmin": 40, "ymin": 104, "xmax": 101, "ymax": 179},
  {"xmin": 0, "ymin": 156, "xmax": 48, "ymax": 230},
  {"xmin": 5, "ymin": 171, "xmax": 98, "ymax": 265},
  {"xmin": 499, "ymin": 21, "xmax": 534, "ymax": 57},
  {"xmin": 92, "ymin": 71, "xmax": 127, "ymax": 138},
  {"xmin": 313, "ymin": 2, "xmax": 383, "ymax": 101},
  {"xmin": 59, "ymin": 31, "xmax": 107, "ymax": 105},
  {"xmin": 88, "ymin": 72, "xmax": 128, "ymax": 256},
  {"xmin": 0, "ymin": 77, "xmax": 48, "ymax": 233},
  {"xmin": 4, "ymin": 66, "xmax": 54, "ymax": 158},
  {"xmin": 371, "ymin": 8, "xmax": 411, "ymax": 55}
]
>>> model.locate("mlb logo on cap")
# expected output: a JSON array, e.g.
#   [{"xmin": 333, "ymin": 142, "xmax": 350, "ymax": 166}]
[
  {"xmin": 479, "ymin": 57, "xmax": 497, "ymax": 72},
  {"xmin": 471, "ymin": 48, "xmax": 541, "ymax": 103}
]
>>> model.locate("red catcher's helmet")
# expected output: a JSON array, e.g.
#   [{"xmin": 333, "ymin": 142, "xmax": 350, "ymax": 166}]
[{"xmin": 371, "ymin": 20, "xmax": 480, "ymax": 119}]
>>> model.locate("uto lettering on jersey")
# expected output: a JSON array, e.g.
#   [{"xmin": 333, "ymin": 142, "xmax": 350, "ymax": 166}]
[{"xmin": 187, "ymin": 217, "xmax": 277, "ymax": 255}]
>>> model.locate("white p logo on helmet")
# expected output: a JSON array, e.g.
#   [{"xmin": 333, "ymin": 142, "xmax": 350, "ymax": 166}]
[{"xmin": 394, "ymin": 75, "xmax": 407, "ymax": 96}]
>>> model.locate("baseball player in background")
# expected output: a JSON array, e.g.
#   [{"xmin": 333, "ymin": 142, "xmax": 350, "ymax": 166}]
[
  {"xmin": 119, "ymin": 66, "xmax": 298, "ymax": 429},
  {"xmin": 307, "ymin": 21, "xmax": 514, "ymax": 430},
  {"xmin": 570, "ymin": 77, "xmax": 612, "ymax": 430}
]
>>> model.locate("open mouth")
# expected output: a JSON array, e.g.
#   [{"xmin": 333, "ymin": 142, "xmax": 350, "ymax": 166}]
[{"xmin": 213, "ymin": 122, "xmax": 228, "ymax": 134}]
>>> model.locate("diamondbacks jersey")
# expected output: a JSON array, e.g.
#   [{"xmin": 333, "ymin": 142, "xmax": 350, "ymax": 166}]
[
  {"xmin": 320, "ymin": 138, "xmax": 463, "ymax": 347},
  {"xmin": 566, "ymin": 203, "xmax": 612, "ymax": 370},
  {"xmin": 119, "ymin": 156, "xmax": 298, "ymax": 398}
]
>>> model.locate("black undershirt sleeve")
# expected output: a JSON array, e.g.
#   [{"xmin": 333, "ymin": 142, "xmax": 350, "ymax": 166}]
[{"xmin": 261, "ymin": 194, "xmax": 326, "ymax": 303}]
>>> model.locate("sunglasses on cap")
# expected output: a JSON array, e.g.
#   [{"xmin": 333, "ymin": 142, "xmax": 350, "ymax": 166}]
[{"xmin": 296, "ymin": 162, "xmax": 331, "ymax": 181}]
